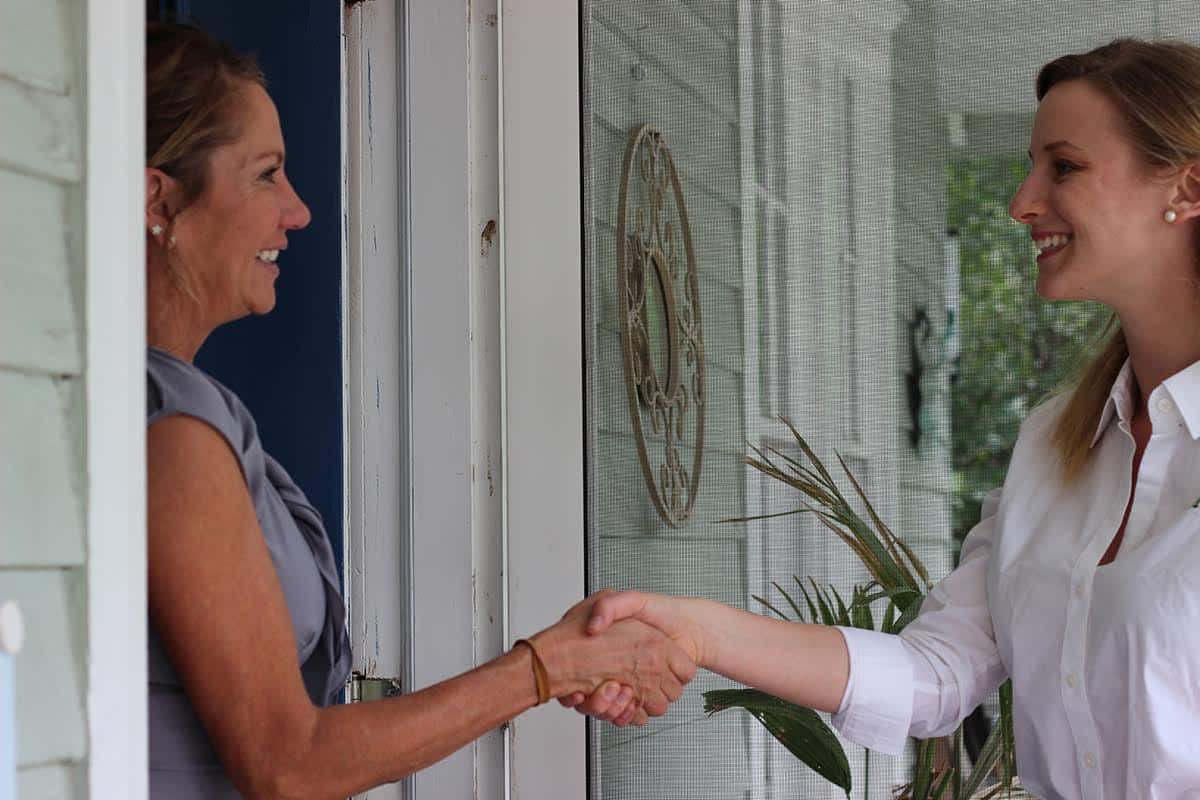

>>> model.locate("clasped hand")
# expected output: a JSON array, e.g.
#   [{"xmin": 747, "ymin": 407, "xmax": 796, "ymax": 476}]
[{"xmin": 539, "ymin": 590, "xmax": 704, "ymax": 727}]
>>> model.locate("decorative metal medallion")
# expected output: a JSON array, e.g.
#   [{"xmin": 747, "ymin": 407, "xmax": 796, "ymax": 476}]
[{"xmin": 616, "ymin": 124, "xmax": 705, "ymax": 527}]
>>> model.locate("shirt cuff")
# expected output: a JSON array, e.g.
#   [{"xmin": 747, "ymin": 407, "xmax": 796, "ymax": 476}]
[{"xmin": 830, "ymin": 626, "xmax": 914, "ymax": 756}]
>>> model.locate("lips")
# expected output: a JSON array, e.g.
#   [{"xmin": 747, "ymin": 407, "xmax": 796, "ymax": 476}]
[{"xmin": 1032, "ymin": 232, "xmax": 1073, "ymax": 261}]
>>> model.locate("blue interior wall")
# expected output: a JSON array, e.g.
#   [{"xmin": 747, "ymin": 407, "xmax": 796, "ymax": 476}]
[{"xmin": 170, "ymin": 1, "xmax": 345, "ymax": 577}]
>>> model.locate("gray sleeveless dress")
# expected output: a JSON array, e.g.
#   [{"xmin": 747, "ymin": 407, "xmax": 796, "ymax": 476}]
[{"xmin": 146, "ymin": 347, "xmax": 352, "ymax": 798}]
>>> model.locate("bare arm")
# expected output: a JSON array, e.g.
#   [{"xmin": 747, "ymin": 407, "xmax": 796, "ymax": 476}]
[
  {"xmin": 571, "ymin": 592, "xmax": 849, "ymax": 720},
  {"xmin": 148, "ymin": 417, "xmax": 693, "ymax": 799}
]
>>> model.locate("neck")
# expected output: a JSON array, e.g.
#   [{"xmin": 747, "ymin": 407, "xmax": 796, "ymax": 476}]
[
  {"xmin": 145, "ymin": 253, "xmax": 213, "ymax": 363},
  {"xmin": 1120, "ymin": 291, "xmax": 1200, "ymax": 413}
]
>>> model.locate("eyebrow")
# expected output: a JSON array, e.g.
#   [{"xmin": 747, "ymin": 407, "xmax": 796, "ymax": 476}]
[
  {"xmin": 1027, "ymin": 140, "xmax": 1084, "ymax": 160},
  {"xmin": 245, "ymin": 150, "xmax": 285, "ymax": 168}
]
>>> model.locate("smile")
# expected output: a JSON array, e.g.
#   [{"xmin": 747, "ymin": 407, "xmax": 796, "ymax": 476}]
[
  {"xmin": 256, "ymin": 249, "xmax": 280, "ymax": 263},
  {"xmin": 1033, "ymin": 233, "xmax": 1072, "ymax": 259}
]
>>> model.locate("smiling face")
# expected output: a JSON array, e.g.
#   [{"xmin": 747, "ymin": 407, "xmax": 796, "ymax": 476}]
[
  {"xmin": 164, "ymin": 82, "xmax": 311, "ymax": 323},
  {"xmin": 1009, "ymin": 79, "xmax": 1185, "ymax": 308}
]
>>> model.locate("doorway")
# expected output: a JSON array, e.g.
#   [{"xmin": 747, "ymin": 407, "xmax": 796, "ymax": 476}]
[{"xmin": 150, "ymin": 0, "xmax": 347, "ymax": 574}]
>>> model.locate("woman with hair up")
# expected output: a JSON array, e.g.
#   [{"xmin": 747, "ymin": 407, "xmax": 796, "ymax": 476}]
[
  {"xmin": 142, "ymin": 22, "xmax": 693, "ymax": 799},
  {"xmin": 578, "ymin": 38, "xmax": 1200, "ymax": 798}
]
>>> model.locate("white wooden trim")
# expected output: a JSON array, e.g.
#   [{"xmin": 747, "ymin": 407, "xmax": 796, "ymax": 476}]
[
  {"xmin": 85, "ymin": 0, "xmax": 147, "ymax": 796},
  {"xmin": 467, "ymin": 0, "xmax": 507, "ymax": 795},
  {"xmin": 343, "ymin": 0, "xmax": 406, "ymax": 694},
  {"xmin": 402, "ymin": 1, "xmax": 479, "ymax": 797},
  {"xmin": 499, "ymin": 1, "xmax": 586, "ymax": 797}
]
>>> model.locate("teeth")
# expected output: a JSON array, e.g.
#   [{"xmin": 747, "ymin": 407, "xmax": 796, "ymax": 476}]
[
  {"xmin": 1034, "ymin": 234, "xmax": 1072, "ymax": 254},
  {"xmin": 256, "ymin": 249, "xmax": 279, "ymax": 262}
]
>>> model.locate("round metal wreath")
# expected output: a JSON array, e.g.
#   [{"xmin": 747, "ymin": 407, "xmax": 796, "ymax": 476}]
[{"xmin": 616, "ymin": 124, "xmax": 705, "ymax": 528}]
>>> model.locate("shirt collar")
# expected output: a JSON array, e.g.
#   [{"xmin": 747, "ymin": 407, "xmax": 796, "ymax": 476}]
[
  {"xmin": 1090, "ymin": 359, "xmax": 1134, "ymax": 449},
  {"xmin": 1162, "ymin": 358, "xmax": 1200, "ymax": 441},
  {"xmin": 1090, "ymin": 357, "xmax": 1200, "ymax": 447}
]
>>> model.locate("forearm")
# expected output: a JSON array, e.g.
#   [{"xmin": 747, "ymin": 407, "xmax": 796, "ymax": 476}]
[
  {"xmin": 694, "ymin": 599, "xmax": 849, "ymax": 713},
  {"xmin": 278, "ymin": 648, "xmax": 540, "ymax": 798}
]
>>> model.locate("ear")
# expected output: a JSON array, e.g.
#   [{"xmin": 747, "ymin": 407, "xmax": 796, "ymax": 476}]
[
  {"xmin": 145, "ymin": 168, "xmax": 181, "ymax": 238},
  {"xmin": 1169, "ymin": 162, "xmax": 1200, "ymax": 223}
]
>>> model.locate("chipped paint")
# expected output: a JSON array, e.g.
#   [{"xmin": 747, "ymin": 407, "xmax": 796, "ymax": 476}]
[{"xmin": 480, "ymin": 218, "xmax": 497, "ymax": 257}]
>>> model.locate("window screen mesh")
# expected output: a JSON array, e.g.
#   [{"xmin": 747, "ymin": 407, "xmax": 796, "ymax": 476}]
[{"xmin": 581, "ymin": 2, "xmax": 1186, "ymax": 798}]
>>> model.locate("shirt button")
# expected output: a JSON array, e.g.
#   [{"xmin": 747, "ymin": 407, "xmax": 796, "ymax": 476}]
[
  {"xmin": 1156, "ymin": 396, "xmax": 1173, "ymax": 414},
  {"xmin": 1083, "ymin": 752, "xmax": 1096, "ymax": 769},
  {"xmin": 1066, "ymin": 672, "xmax": 1079, "ymax": 689},
  {"xmin": 1075, "ymin": 583, "xmax": 1086, "ymax": 598}
]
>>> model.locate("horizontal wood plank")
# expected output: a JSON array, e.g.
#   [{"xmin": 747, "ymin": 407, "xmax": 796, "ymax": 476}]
[
  {"xmin": 0, "ymin": 0, "xmax": 74, "ymax": 96},
  {"xmin": 19, "ymin": 761, "xmax": 83, "ymax": 800},
  {"xmin": 0, "ymin": 78, "xmax": 83, "ymax": 185},
  {"xmin": 0, "ymin": 569, "xmax": 87, "ymax": 766},
  {"xmin": 0, "ymin": 371, "xmax": 85, "ymax": 567},
  {"xmin": 0, "ymin": 169, "xmax": 83, "ymax": 375}
]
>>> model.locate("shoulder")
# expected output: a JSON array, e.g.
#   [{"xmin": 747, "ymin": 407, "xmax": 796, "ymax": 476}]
[
  {"xmin": 148, "ymin": 348, "xmax": 249, "ymax": 422},
  {"xmin": 1000, "ymin": 392, "xmax": 1070, "ymax": 494},
  {"xmin": 1018, "ymin": 392, "xmax": 1069, "ymax": 441},
  {"xmin": 146, "ymin": 348, "xmax": 258, "ymax": 467}
]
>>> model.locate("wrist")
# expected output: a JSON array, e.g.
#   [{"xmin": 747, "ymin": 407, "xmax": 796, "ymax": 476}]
[
  {"xmin": 528, "ymin": 628, "xmax": 587, "ymax": 698},
  {"xmin": 503, "ymin": 642, "xmax": 543, "ymax": 708},
  {"xmin": 687, "ymin": 597, "xmax": 721, "ymax": 671}
]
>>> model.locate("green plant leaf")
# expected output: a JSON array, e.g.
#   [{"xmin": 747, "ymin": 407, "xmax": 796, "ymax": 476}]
[
  {"xmin": 911, "ymin": 739, "xmax": 937, "ymax": 799},
  {"xmin": 959, "ymin": 714, "xmax": 1006, "ymax": 799},
  {"xmin": 850, "ymin": 585, "xmax": 874, "ymax": 630},
  {"xmin": 703, "ymin": 688, "xmax": 851, "ymax": 797},
  {"xmin": 809, "ymin": 578, "xmax": 837, "ymax": 626},
  {"xmin": 751, "ymin": 594, "xmax": 791, "ymax": 622},
  {"xmin": 796, "ymin": 578, "xmax": 821, "ymax": 623},
  {"xmin": 829, "ymin": 585, "xmax": 851, "ymax": 626},
  {"xmin": 772, "ymin": 580, "xmax": 806, "ymax": 622}
]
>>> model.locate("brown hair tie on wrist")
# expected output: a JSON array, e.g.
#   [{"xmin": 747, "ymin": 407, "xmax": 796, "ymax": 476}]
[{"xmin": 513, "ymin": 638, "xmax": 551, "ymax": 705}]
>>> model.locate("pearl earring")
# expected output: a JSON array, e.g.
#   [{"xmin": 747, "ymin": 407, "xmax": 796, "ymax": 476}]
[
  {"xmin": 1165, "ymin": 209, "xmax": 1179, "ymax": 224},
  {"xmin": 150, "ymin": 224, "xmax": 163, "ymax": 237}
]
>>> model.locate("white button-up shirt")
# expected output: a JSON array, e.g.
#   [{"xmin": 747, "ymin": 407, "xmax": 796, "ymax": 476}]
[{"xmin": 833, "ymin": 359, "xmax": 1200, "ymax": 799}]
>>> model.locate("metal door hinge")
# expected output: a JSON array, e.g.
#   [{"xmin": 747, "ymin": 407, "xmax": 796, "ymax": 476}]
[{"xmin": 348, "ymin": 671, "xmax": 403, "ymax": 702}]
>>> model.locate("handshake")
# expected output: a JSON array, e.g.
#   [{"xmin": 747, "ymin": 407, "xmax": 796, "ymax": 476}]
[{"xmin": 522, "ymin": 590, "xmax": 706, "ymax": 727}]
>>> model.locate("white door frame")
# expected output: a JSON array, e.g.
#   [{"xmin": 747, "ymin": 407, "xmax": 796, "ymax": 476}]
[
  {"xmin": 345, "ymin": 1, "xmax": 585, "ymax": 795},
  {"xmin": 344, "ymin": 0, "xmax": 508, "ymax": 796},
  {"xmin": 86, "ymin": 0, "xmax": 148, "ymax": 795},
  {"xmin": 499, "ymin": 1, "xmax": 587, "ymax": 796}
]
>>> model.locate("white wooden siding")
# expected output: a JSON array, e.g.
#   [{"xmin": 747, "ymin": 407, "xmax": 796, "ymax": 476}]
[
  {"xmin": 0, "ymin": 170, "xmax": 83, "ymax": 375},
  {"xmin": 0, "ymin": 372, "xmax": 85, "ymax": 567},
  {"xmin": 0, "ymin": 0, "xmax": 91, "ymax": 793},
  {"xmin": 0, "ymin": 571, "xmax": 87, "ymax": 767}
]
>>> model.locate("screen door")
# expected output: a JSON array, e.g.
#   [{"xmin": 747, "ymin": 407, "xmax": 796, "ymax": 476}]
[{"xmin": 580, "ymin": 2, "xmax": 1193, "ymax": 798}]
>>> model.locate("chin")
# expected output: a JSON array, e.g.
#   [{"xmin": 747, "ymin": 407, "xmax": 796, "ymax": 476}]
[
  {"xmin": 1034, "ymin": 261, "xmax": 1072, "ymax": 301},
  {"xmin": 247, "ymin": 290, "xmax": 277, "ymax": 315}
]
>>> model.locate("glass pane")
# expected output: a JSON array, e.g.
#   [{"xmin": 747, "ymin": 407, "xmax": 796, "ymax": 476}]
[{"xmin": 581, "ymin": 3, "xmax": 1190, "ymax": 798}]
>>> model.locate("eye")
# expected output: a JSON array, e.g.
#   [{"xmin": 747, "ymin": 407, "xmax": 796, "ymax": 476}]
[
  {"xmin": 258, "ymin": 166, "xmax": 280, "ymax": 183},
  {"xmin": 1052, "ymin": 159, "xmax": 1079, "ymax": 178}
]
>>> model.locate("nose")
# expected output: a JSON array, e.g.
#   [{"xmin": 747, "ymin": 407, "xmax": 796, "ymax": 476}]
[
  {"xmin": 1008, "ymin": 170, "xmax": 1044, "ymax": 225},
  {"xmin": 282, "ymin": 175, "xmax": 312, "ymax": 231}
]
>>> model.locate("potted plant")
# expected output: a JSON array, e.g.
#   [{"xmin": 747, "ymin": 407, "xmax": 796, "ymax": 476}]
[{"xmin": 705, "ymin": 418, "xmax": 1026, "ymax": 799}]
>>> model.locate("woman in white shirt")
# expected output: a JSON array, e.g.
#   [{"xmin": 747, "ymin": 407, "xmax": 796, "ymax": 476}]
[{"xmin": 570, "ymin": 38, "xmax": 1200, "ymax": 798}]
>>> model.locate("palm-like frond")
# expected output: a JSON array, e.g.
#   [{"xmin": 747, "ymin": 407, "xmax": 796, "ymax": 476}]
[{"xmin": 705, "ymin": 419, "xmax": 1018, "ymax": 798}]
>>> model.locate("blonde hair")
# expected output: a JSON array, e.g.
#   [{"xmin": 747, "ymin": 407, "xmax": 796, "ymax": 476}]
[
  {"xmin": 146, "ymin": 23, "xmax": 265, "ymax": 298},
  {"xmin": 1040, "ymin": 39, "xmax": 1200, "ymax": 480}
]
